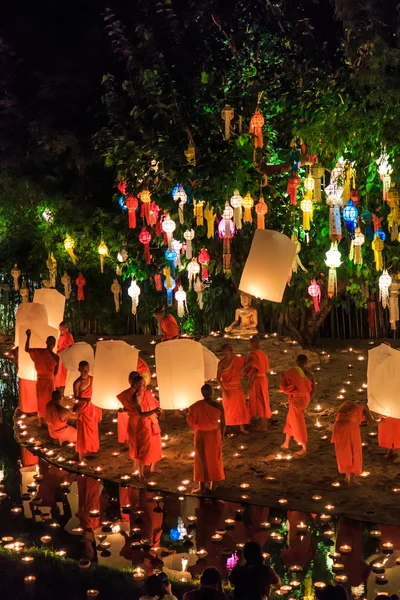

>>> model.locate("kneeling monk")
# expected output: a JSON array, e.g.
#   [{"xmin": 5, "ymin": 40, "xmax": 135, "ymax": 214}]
[
  {"xmin": 186, "ymin": 384, "xmax": 225, "ymax": 493},
  {"xmin": 46, "ymin": 390, "xmax": 77, "ymax": 445},
  {"xmin": 331, "ymin": 400, "xmax": 377, "ymax": 487},
  {"xmin": 246, "ymin": 336, "xmax": 271, "ymax": 431},
  {"xmin": 73, "ymin": 361, "xmax": 99, "ymax": 461},
  {"xmin": 131, "ymin": 376, "xmax": 162, "ymax": 483},
  {"xmin": 280, "ymin": 354, "xmax": 315, "ymax": 456},
  {"xmin": 217, "ymin": 344, "xmax": 249, "ymax": 434}
]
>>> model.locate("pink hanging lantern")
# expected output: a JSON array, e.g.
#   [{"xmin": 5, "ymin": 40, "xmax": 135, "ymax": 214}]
[
  {"xmin": 76, "ymin": 273, "xmax": 86, "ymax": 301},
  {"xmin": 198, "ymin": 248, "xmax": 210, "ymax": 279},
  {"xmin": 125, "ymin": 196, "xmax": 138, "ymax": 229},
  {"xmin": 308, "ymin": 279, "xmax": 321, "ymax": 313},
  {"xmin": 118, "ymin": 181, "xmax": 127, "ymax": 196},
  {"xmin": 139, "ymin": 227, "xmax": 152, "ymax": 264}
]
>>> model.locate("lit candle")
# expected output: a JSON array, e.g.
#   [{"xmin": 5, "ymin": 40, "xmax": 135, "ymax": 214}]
[
  {"xmin": 239, "ymin": 445, "xmax": 248, "ymax": 451},
  {"xmin": 369, "ymin": 530, "xmax": 382, "ymax": 538},
  {"xmin": 177, "ymin": 486, "xmax": 186, "ymax": 492},
  {"xmin": 260, "ymin": 522, "xmax": 271, "ymax": 529},
  {"xmin": 89, "ymin": 510, "xmax": 100, "ymax": 518},
  {"xmin": 289, "ymin": 565, "xmax": 302, "ymax": 572},
  {"xmin": 312, "ymin": 495, "xmax": 322, "ymax": 501},
  {"xmin": 56, "ymin": 550, "xmax": 67, "ymax": 557},
  {"xmin": 196, "ymin": 549, "xmax": 208, "ymax": 557},
  {"xmin": 372, "ymin": 562, "xmax": 386, "ymax": 574},
  {"xmin": 40, "ymin": 536, "xmax": 52, "ymax": 544},
  {"xmin": 329, "ymin": 552, "xmax": 341, "ymax": 559},
  {"xmin": 187, "ymin": 516, "xmax": 197, "ymax": 523},
  {"xmin": 296, "ymin": 522, "xmax": 307, "ymax": 532},
  {"xmin": 335, "ymin": 575, "xmax": 348, "ymax": 583},
  {"xmin": 331, "ymin": 482, "xmax": 341, "ymax": 488},
  {"xmin": 339, "ymin": 544, "xmax": 352, "ymax": 554},
  {"xmin": 133, "ymin": 567, "xmax": 145, "ymax": 584},
  {"xmin": 111, "ymin": 452, "xmax": 120, "ymax": 457},
  {"xmin": 278, "ymin": 498, "xmax": 288, "ymax": 505},
  {"xmin": 291, "ymin": 580, "xmax": 301, "ymax": 587},
  {"xmin": 121, "ymin": 475, "xmax": 131, "ymax": 481},
  {"xmin": 262, "ymin": 552, "xmax": 270, "ymax": 560},
  {"xmin": 360, "ymin": 471, "xmax": 370, "ymax": 477},
  {"xmin": 323, "ymin": 530, "xmax": 334, "ymax": 538},
  {"xmin": 319, "ymin": 514, "xmax": 331, "ymax": 523},
  {"xmin": 382, "ymin": 542, "xmax": 394, "ymax": 554},
  {"xmin": 100, "ymin": 541, "xmax": 111, "ymax": 550},
  {"xmin": 181, "ymin": 479, "xmax": 191, "ymax": 485},
  {"xmin": 314, "ymin": 582, "xmax": 326, "ymax": 589},
  {"xmin": 86, "ymin": 591, "xmax": 99, "ymax": 598},
  {"xmin": 11, "ymin": 507, "xmax": 22, "ymax": 516},
  {"xmin": 240, "ymin": 483, "xmax": 250, "ymax": 489},
  {"xmin": 225, "ymin": 518, "xmax": 235, "ymax": 526},
  {"xmin": 375, "ymin": 575, "xmax": 388, "ymax": 585},
  {"xmin": 21, "ymin": 556, "xmax": 34, "ymax": 565},
  {"xmin": 315, "ymin": 404, "xmax": 322, "ymax": 412},
  {"xmin": 211, "ymin": 534, "xmax": 223, "ymax": 542},
  {"xmin": 24, "ymin": 575, "xmax": 36, "ymax": 593},
  {"xmin": 325, "ymin": 504, "xmax": 335, "ymax": 511},
  {"xmin": 332, "ymin": 563, "xmax": 344, "ymax": 572},
  {"xmin": 240, "ymin": 494, "xmax": 249, "ymax": 500}
]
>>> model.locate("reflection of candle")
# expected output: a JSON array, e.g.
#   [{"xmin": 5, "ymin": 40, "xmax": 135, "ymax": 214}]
[
  {"xmin": 314, "ymin": 582, "xmax": 326, "ymax": 589},
  {"xmin": 332, "ymin": 563, "xmax": 344, "ymax": 572},
  {"xmin": 40, "ymin": 536, "xmax": 52, "ymax": 544},
  {"xmin": 335, "ymin": 575, "xmax": 348, "ymax": 583},
  {"xmin": 196, "ymin": 549, "xmax": 208, "ymax": 557},
  {"xmin": 24, "ymin": 575, "xmax": 36, "ymax": 593},
  {"xmin": 369, "ymin": 530, "xmax": 382, "ymax": 538},
  {"xmin": 87, "ymin": 591, "xmax": 99, "ymax": 598},
  {"xmin": 372, "ymin": 562, "xmax": 385, "ymax": 574},
  {"xmin": 382, "ymin": 542, "xmax": 394, "ymax": 553},
  {"xmin": 211, "ymin": 534, "xmax": 222, "ymax": 542},
  {"xmin": 339, "ymin": 544, "xmax": 352, "ymax": 554},
  {"xmin": 21, "ymin": 556, "xmax": 34, "ymax": 565}
]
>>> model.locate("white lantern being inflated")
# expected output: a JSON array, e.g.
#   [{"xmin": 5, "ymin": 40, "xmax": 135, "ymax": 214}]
[
  {"xmin": 368, "ymin": 343, "xmax": 400, "ymax": 418},
  {"xmin": 156, "ymin": 339, "xmax": 205, "ymax": 410},
  {"xmin": 91, "ymin": 340, "xmax": 139, "ymax": 410},
  {"xmin": 18, "ymin": 324, "xmax": 58, "ymax": 381},
  {"xmin": 60, "ymin": 342, "xmax": 95, "ymax": 397},
  {"xmin": 33, "ymin": 289, "xmax": 66, "ymax": 338},
  {"xmin": 202, "ymin": 346, "xmax": 219, "ymax": 380},
  {"xmin": 239, "ymin": 230, "xmax": 296, "ymax": 303},
  {"xmin": 15, "ymin": 302, "xmax": 48, "ymax": 350}
]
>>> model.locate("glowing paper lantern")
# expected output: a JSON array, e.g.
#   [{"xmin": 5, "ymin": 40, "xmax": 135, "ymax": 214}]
[
  {"xmin": 325, "ymin": 183, "xmax": 343, "ymax": 241},
  {"xmin": 187, "ymin": 258, "xmax": 200, "ymax": 290},
  {"xmin": 239, "ymin": 230, "xmax": 296, "ymax": 302},
  {"xmin": 33, "ymin": 289, "xmax": 66, "ymax": 337},
  {"xmin": 220, "ymin": 203, "xmax": 235, "ymax": 274},
  {"xmin": 349, "ymin": 227, "xmax": 364, "ymax": 265},
  {"xmin": 183, "ymin": 229, "xmax": 195, "ymax": 259},
  {"xmin": 11, "ymin": 264, "xmax": 20, "ymax": 291},
  {"xmin": 368, "ymin": 344, "xmax": 400, "ymax": 418},
  {"xmin": 379, "ymin": 270, "xmax": 392, "ymax": 309},
  {"xmin": 173, "ymin": 186, "xmax": 187, "ymax": 224},
  {"xmin": 76, "ymin": 273, "xmax": 86, "ymax": 301},
  {"xmin": 300, "ymin": 198, "xmax": 313, "ymax": 234},
  {"xmin": 15, "ymin": 302, "xmax": 48, "ymax": 350},
  {"xmin": 18, "ymin": 324, "xmax": 58, "ymax": 381},
  {"xmin": 249, "ymin": 108, "xmax": 264, "ymax": 148},
  {"xmin": 156, "ymin": 339, "xmax": 204, "ymax": 409},
  {"xmin": 376, "ymin": 153, "xmax": 392, "ymax": 202},
  {"xmin": 140, "ymin": 189, "xmax": 151, "ymax": 224},
  {"xmin": 372, "ymin": 234, "xmax": 384, "ymax": 271},
  {"xmin": 204, "ymin": 204, "xmax": 215, "ymax": 238},
  {"xmin": 342, "ymin": 199, "xmax": 358, "ymax": 239},
  {"xmin": 172, "ymin": 239, "xmax": 182, "ymax": 267},
  {"xmin": 221, "ymin": 104, "xmax": 234, "ymax": 140},
  {"xmin": 308, "ymin": 280, "xmax": 321, "ymax": 312},
  {"xmin": 194, "ymin": 277, "xmax": 205, "ymax": 309},
  {"xmin": 198, "ymin": 248, "xmax": 210, "ymax": 279},
  {"xmin": 125, "ymin": 196, "xmax": 138, "ymax": 229},
  {"xmin": 139, "ymin": 227, "xmax": 151, "ymax": 264},
  {"xmin": 61, "ymin": 273, "xmax": 72, "ymax": 300},
  {"xmin": 163, "ymin": 215, "xmax": 176, "ymax": 250},
  {"xmin": 255, "ymin": 197, "xmax": 268, "ymax": 229},
  {"xmin": 64, "ymin": 235, "xmax": 78, "ymax": 264},
  {"xmin": 92, "ymin": 340, "xmax": 139, "ymax": 410},
  {"xmin": 127, "ymin": 280, "xmax": 141, "ymax": 314},
  {"xmin": 311, "ymin": 163, "xmax": 325, "ymax": 203},
  {"xmin": 154, "ymin": 273, "xmax": 162, "ymax": 292},
  {"xmin": 325, "ymin": 242, "xmax": 341, "ymax": 298},
  {"xmin": 98, "ymin": 241, "xmax": 109, "ymax": 273},
  {"xmin": 61, "ymin": 342, "xmax": 95, "ymax": 396},
  {"xmin": 287, "ymin": 172, "xmax": 301, "ymax": 205},
  {"xmin": 202, "ymin": 345, "xmax": 219, "ymax": 380},
  {"xmin": 193, "ymin": 200, "xmax": 205, "ymax": 226},
  {"xmin": 242, "ymin": 193, "xmax": 254, "ymax": 223},
  {"xmin": 230, "ymin": 190, "xmax": 243, "ymax": 230},
  {"xmin": 175, "ymin": 286, "xmax": 187, "ymax": 317}
]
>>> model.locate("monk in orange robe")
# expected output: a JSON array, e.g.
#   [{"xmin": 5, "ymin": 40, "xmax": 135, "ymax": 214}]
[
  {"xmin": 118, "ymin": 358, "xmax": 151, "ymax": 445},
  {"xmin": 154, "ymin": 309, "xmax": 179, "ymax": 341},
  {"xmin": 46, "ymin": 390, "xmax": 77, "ymax": 444},
  {"xmin": 379, "ymin": 416, "xmax": 400, "ymax": 462},
  {"xmin": 117, "ymin": 370, "xmax": 139, "ymax": 447},
  {"xmin": 54, "ymin": 321, "xmax": 74, "ymax": 391},
  {"xmin": 186, "ymin": 384, "xmax": 225, "ymax": 493},
  {"xmin": 217, "ymin": 344, "xmax": 249, "ymax": 434},
  {"xmin": 246, "ymin": 336, "xmax": 271, "ymax": 431},
  {"xmin": 25, "ymin": 329, "xmax": 59, "ymax": 423},
  {"xmin": 73, "ymin": 361, "xmax": 99, "ymax": 460},
  {"xmin": 280, "ymin": 354, "xmax": 314, "ymax": 455},
  {"xmin": 76, "ymin": 475, "xmax": 101, "ymax": 559},
  {"xmin": 131, "ymin": 375, "xmax": 162, "ymax": 482},
  {"xmin": 331, "ymin": 400, "xmax": 377, "ymax": 487}
]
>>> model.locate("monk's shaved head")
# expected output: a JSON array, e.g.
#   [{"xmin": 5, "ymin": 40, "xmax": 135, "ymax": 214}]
[
  {"xmin": 201, "ymin": 384, "xmax": 213, "ymax": 399},
  {"xmin": 297, "ymin": 354, "xmax": 308, "ymax": 367}
]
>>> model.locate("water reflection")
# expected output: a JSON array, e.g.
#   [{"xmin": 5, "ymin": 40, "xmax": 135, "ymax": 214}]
[{"xmin": 0, "ymin": 440, "xmax": 398, "ymax": 598}]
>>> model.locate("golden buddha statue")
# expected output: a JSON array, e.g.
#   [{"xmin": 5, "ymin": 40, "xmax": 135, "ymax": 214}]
[{"xmin": 225, "ymin": 292, "xmax": 258, "ymax": 337}]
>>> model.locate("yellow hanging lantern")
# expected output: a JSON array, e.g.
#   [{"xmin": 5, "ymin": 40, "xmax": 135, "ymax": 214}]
[
  {"xmin": 221, "ymin": 104, "xmax": 234, "ymax": 140},
  {"xmin": 193, "ymin": 199, "xmax": 205, "ymax": 226},
  {"xmin": 349, "ymin": 227, "xmax": 364, "ymax": 265},
  {"xmin": 310, "ymin": 163, "xmax": 325, "ymax": 203},
  {"xmin": 64, "ymin": 235, "xmax": 78, "ymax": 264},
  {"xmin": 242, "ymin": 193, "xmax": 254, "ymax": 223},
  {"xmin": 300, "ymin": 198, "xmax": 313, "ymax": 233},
  {"xmin": 140, "ymin": 189, "xmax": 151, "ymax": 224},
  {"xmin": 184, "ymin": 145, "xmax": 196, "ymax": 166},
  {"xmin": 255, "ymin": 197, "xmax": 268, "ymax": 229},
  {"xmin": 372, "ymin": 234, "xmax": 384, "ymax": 271},
  {"xmin": 163, "ymin": 266, "xmax": 172, "ymax": 289},
  {"xmin": 98, "ymin": 240, "xmax": 109, "ymax": 273},
  {"xmin": 61, "ymin": 272, "xmax": 72, "ymax": 300},
  {"xmin": 304, "ymin": 173, "xmax": 314, "ymax": 198},
  {"xmin": 204, "ymin": 204, "xmax": 216, "ymax": 238}
]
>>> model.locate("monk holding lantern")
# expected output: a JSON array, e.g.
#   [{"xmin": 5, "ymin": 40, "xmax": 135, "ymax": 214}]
[
  {"xmin": 25, "ymin": 330, "xmax": 59, "ymax": 425},
  {"xmin": 217, "ymin": 344, "xmax": 249, "ymax": 434}
]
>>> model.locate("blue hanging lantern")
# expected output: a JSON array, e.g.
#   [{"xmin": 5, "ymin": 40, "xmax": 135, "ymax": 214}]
[
  {"xmin": 342, "ymin": 199, "xmax": 358, "ymax": 239},
  {"xmin": 119, "ymin": 196, "xmax": 127, "ymax": 210},
  {"xmin": 376, "ymin": 228, "xmax": 386, "ymax": 241},
  {"xmin": 361, "ymin": 209, "xmax": 373, "ymax": 242},
  {"xmin": 164, "ymin": 276, "xmax": 176, "ymax": 307},
  {"xmin": 172, "ymin": 183, "xmax": 182, "ymax": 198},
  {"xmin": 165, "ymin": 249, "xmax": 177, "ymax": 276}
]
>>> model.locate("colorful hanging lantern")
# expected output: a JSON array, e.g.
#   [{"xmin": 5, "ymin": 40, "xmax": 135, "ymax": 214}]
[
  {"xmin": 349, "ymin": 227, "xmax": 364, "ymax": 265},
  {"xmin": 98, "ymin": 240, "xmax": 109, "ymax": 273},
  {"xmin": 230, "ymin": 190, "xmax": 243, "ymax": 230},
  {"xmin": 64, "ymin": 235, "xmax": 78, "ymax": 264},
  {"xmin": 125, "ymin": 196, "xmax": 138, "ymax": 229},
  {"xmin": 139, "ymin": 227, "xmax": 151, "ymax": 264},
  {"xmin": 184, "ymin": 144, "xmax": 196, "ymax": 166},
  {"xmin": 361, "ymin": 209, "xmax": 374, "ymax": 242},
  {"xmin": 221, "ymin": 104, "xmax": 234, "ymax": 140},
  {"xmin": 311, "ymin": 163, "xmax": 325, "ymax": 203},
  {"xmin": 187, "ymin": 258, "xmax": 200, "ymax": 290},
  {"xmin": 287, "ymin": 172, "xmax": 301, "ymax": 205},
  {"xmin": 193, "ymin": 200, "xmax": 205, "ymax": 226},
  {"xmin": 111, "ymin": 278, "xmax": 122, "ymax": 313},
  {"xmin": 204, "ymin": 204, "xmax": 216, "ymax": 238},
  {"xmin": 149, "ymin": 202, "xmax": 162, "ymax": 235},
  {"xmin": 128, "ymin": 279, "xmax": 141, "ymax": 315},
  {"xmin": 154, "ymin": 273, "xmax": 162, "ymax": 292},
  {"xmin": 117, "ymin": 247, "xmax": 128, "ymax": 263},
  {"xmin": 219, "ymin": 203, "xmax": 235, "ymax": 274},
  {"xmin": 255, "ymin": 197, "xmax": 268, "ymax": 229},
  {"xmin": 372, "ymin": 233, "xmax": 384, "ymax": 271},
  {"xmin": 61, "ymin": 272, "xmax": 71, "ymax": 300},
  {"xmin": 175, "ymin": 286, "xmax": 187, "ymax": 318},
  {"xmin": 249, "ymin": 108, "xmax": 264, "ymax": 148},
  {"xmin": 140, "ymin": 189, "xmax": 151, "ymax": 224},
  {"xmin": 163, "ymin": 268, "xmax": 176, "ymax": 307},
  {"xmin": 242, "ymin": 193, "xmax": 254, "ymax": 223},
  {"xmin": 342, "ymin": 199, "xmax": 358, "ymax": 239},
  {"xmin": 171, "ymin": 239, "xmax": 182, "ymax": 267},
  {"xmin": 162, "ymin": 215, "xmax": 176, "ymax": 250},
  {"xmin": 165, "ymin": 249, "xmax": 177, "ymax": 275},
  {"xmin": 183, "ymin": 229, "xmax": 195, "ymax": 259},
  {"xmin": 376, "ymin": 152, "xmax": 392, "ymax": 202},
  {"xmin": 325, "ymin": 183, "xmax": 343, "ymax": 241},
  {"xmin": 118, "ymin": 181, "xmax": 127, "ymax": 196},
  {"xmin": 11, "ymin": 264, "xmax": 20, "ymax": 291},
  {"xmin": 325, "ymin": 242, "xmax": 341, "ymax": 298},
  {"xmin": 300, "ymin": 198, "xmax": 313, "ymax": 236},
  {"xmin": 290, "ymin": 234, "xmax": 307, "ymax": 276},
  {"xmin": 389, "ymin": 277, "xmax": 400, "ymax": 330},
  {"xmin": 194, "ymin": 277, "xmax": 205, "ymax": 310},
  {"xmin": 308, "ymin": 280, "xmax": 321, "ymax": 312},
  {"xmin": 304, "ymin": 173, "xmax": 314, "ymax": 197},
  {"xmin": 173, "ymin": 186, "xmax": 187, "ymax": 225},
  {"xmin": 198, "ymin": 248, "xmax": 210, "ymax": 279},
  {"xmin": 76, "ymin": 273, "xmax": 86, "ymax": 301},
  {"xmin": 379, "ymin": 270, "xmax": 392, "ymax": 309},
  {"xmin": 373, "ymin": 214, "xmax": 384, "ymax": 234},
  {"xmin": 45, "ymin": 252, "xmax": 57, "ymax": 288},
  {"xmin": 388, "ymin": 205, "xmax": 400, "ymax": 241}
]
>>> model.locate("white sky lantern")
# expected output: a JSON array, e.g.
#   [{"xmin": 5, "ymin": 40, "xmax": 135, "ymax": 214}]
[
  {"xmin": 92, "ymin": 340, "xmax": 139, "ymax": 410},
  {"xmin": 61, "ymin": 342, "xmax": 95, "ymax": 396},
  {"xmin": 202, "ymin": 345, "xmax": 219, "ymax": 380},
  {"xmin": 18, "ymin": 323, "xmax": 58, "ymax": 380},
  {"xmin": 239, "ymin": 230, "xmax": 296, "ymax": 302},
  {"xmin": 368, "ymin": 344, "xmax": 400, "ymax": 418},
  {"xmin": 15, "ymin": 302, "xmax": 48, "ymax": 349},
  {"xmin": 230, "ymin": 189, "xmax": 243, "ymax": 229},
  {"xmin": 128, "ymin": 280, "xmax": 141, "ymax": 314},
  {"xmin": 162, "ymin": 214, "xmax": 176, "ymax": 250},
  {"xmin": 156, "ymin": 339, "xmax": 205, "ymax": 409},
  {"xmin": 33, "ymin": 289, "xmax": 66, "ymax": 338}
]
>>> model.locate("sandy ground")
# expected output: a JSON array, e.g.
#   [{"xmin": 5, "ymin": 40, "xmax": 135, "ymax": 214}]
[{"xmin": 13, "ymin": 334, "xmax": 400, "ymax": 526}]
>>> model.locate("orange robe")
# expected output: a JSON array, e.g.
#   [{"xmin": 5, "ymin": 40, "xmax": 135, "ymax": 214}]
[
  {"xmin": 378, "ymin": 416, "xmax": 400, "ymax": 449},
  {"xmin": 161, "ymin": 314, "xmax": 179, "ymax": 341},
  {"xmin": 187, "ymin": 400, "xmax": 225, "ymax": 482},
  {"xmin": 46, "ymin": 402, "xmax": 77, "ymax": 443},
  {"xmin": 331, "ymin": 401, "xmax": 364, "ymax": 475},
  {"xmin": 136, "ymin": 390, "xmax": 162, "ymax": 466},
  {"xmin": 137, "ymin": 356, "xmax": 151, "ymax": 385},
  {"xmin": 76, "ymin": 476, "xmax": 101, "ymax": 531},
  {"xmin": 247, "ymin": 349, "xmax": 271, "ymax": 419},
  {"xmin": 117, "ymin": 358, "xmax": 152, "ymax": 444},
  {"xmin": 220, "ymin": 355, "xmax": 249, "ymax": 426},
  {"xmin": 75, "ymin": 377, "xmax": 99, "ymax": 453},
  {"xmin": 280, "ymin": 367, "xmax": 312, "ymax": 444},
  {"xmin": 117, "ymin": 387, "xmax": 140, "ymax": 459},
  {"xmin": 29, "ymin": 349, "xmax": 57, "ymax": 417},
  {"xmin": 54, "ymin": 332, "xmax": 74, "ymax": 388}
]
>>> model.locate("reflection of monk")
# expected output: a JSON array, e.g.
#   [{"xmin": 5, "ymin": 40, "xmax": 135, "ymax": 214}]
[
  {"xmin": 76, "ymin": 476, "xmax": 101, "ymax": 560},
  {"xmin": 336, "ymin": 518, "xmax": 370, "ymax": 586},
  {"xmin": 217, "ymin": 344, "xmax": 249, "ymax": 433},
  {"xmin": 225, "ymin": 293, "xmax": 258, "ymax": 336},
  {"xmin": 281, "ymin": 511, "xmax": 315, "ymax": 569},
  {"xmin": 246, "ymin": 336, "xmax": 271, "ymax": 431}
]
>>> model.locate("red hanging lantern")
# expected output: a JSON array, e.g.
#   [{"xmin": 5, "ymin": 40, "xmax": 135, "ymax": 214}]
[
  {"xmin": 372, "ymin": 213, "xmax": 383, "ymax": 232},
  {"xmin": 118, "ymin": 181, "xmax": 127, "ymax": 196},
  {"xmin": 125, "ymin": 196, "xmax": 138, "ymax": 229},
  {"xmin": 154, "ymin": 273, "xmax": 162, "ymax": 292},
  {"xmin": 76, "ymin": 273, "xmax": 86, "ymax": 301},
  {"xmin": 249, "ymin": 108, "xmax": 264, "ymax": 149},
  {"xmin": 139, "ymin": 227, "xmax": 152, "ymax": 264},
  {"xmin": 287, "ymin": 172, "xmax": 301, "ymax": 205},
  {"xmin": 308, "ymin": 279, "xmax": 321, "ymax": 313},
  {"xmin": 350, "ymin": 189, "xmax": 360, "ymax": 205},
  {"xmin": 149, "ymin": 202, "xmax": 162, "ymax": 235},
  {"xmin": 198, "ymin": 248, "xmax": 210, "ymax": 280}
]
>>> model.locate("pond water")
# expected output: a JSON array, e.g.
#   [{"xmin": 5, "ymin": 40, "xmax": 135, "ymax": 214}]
[{"xmin": 0, "ymin": 422, "xmax": 399, "ymax": 600}]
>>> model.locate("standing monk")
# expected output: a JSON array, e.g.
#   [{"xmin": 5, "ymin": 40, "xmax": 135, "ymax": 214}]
[
  {"xmin": 217, "ymin": 344, "xmax": 249, "ymax": 434},
  {"xmin": 246, "ymin": 336, "xmax": 271, "ymax": 431},
  {"xmin": 186, "ymin": 384, "xmax": 225, "ymax": 493},
  {"xmin": 72, "ymin": 361, "xmax": 99, "ymax": 461},
  {"xmin": 131, "ymin": 375, "xmax": 162, "ymax": 482},
  {"xmin": 280, "ymin": 354, "xmax": 315, "ymax": 456},
  {"xmin": 154, "ymin": 309, "xmax": 179, "ymax": 341},
  {"xmin": 378, "ymin": 417, "xmax": 400, "ymax": 462},
  {"xmin": 46, "ymin": 390, "xmax": 77, "ymax": 445},
  {"xmin": 54, "ymin": 321, "xmax": 74, "ymax": 392},
  {"xmin": 25, "ymin": 330, "xmax": 59, "ymax": 425},
  {"xmin": 117, "ymin": 371, "xmax": 139, "ymax": 465},
  {"xmin": 331, "ymin": 400, "xmax": 378, "ymax": 487}
]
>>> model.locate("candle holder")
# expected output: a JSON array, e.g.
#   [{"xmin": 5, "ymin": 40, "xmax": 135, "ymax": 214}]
[{"xmin": 24, "ymin": 575, "xmax": 36, "ymax": 593}]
